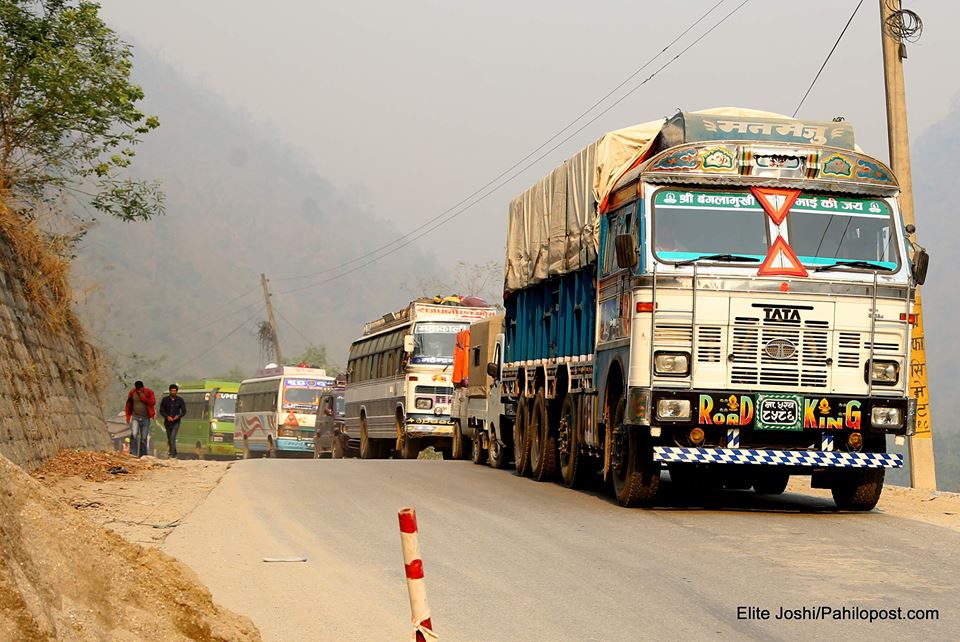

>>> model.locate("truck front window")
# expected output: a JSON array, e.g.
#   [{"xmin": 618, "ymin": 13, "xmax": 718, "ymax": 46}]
[
  {"xmin": 787, "ymin": 197, "xmax": 898, "ymax": 268},
  {"xmin": 653, "ymin": 190, "xmax": 768, "ymax": 261}
]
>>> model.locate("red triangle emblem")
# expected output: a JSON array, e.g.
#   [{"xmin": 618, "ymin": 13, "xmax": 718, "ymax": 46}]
[
  {"xmin": 758, "ymin": 237, "xmax": 808, "ymax": 277},
  {"xmin": 751, "ymin": 187, "xmax": 800, "ymax": 225}
]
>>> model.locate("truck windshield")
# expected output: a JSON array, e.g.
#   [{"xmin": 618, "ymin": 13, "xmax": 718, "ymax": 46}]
[
  {"xmin": 412, "ymin": 322, "xmax": 468, "ymax": 365},
  {"xmin": 213, "ymin": 392, "xmax": 236, "ymax": 420},
  {"xmin": 787, "ymin": 195, "xmax": 899, "ymax": 269},
  {"xmin": 653, "ymin": 190, "xmax": 768, "ymax": 262}
]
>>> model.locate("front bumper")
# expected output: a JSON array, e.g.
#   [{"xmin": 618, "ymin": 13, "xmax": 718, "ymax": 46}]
[
  {"xmin": 654, "ymin": 446, "xmax": 902, "ymax": 468},
  {"xmin": 276, "ymin": 438, "xmax": 314, "ymax": 452},
  {"xmin": 405, "ymin": 414, "xmax": 454, "ymax": 439}
]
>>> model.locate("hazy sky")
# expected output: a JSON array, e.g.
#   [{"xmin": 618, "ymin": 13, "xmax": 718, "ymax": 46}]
[{"xmin": 99, "ymin": 0, "xmax": 960, "ymax": 273}]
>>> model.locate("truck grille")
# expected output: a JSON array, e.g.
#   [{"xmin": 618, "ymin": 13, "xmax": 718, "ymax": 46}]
[{"xmin": 729, "ymin": 316, "xmax": 830, "ymax": 389}]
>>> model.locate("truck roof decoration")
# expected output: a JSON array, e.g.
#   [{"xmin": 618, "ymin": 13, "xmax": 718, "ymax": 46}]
[{"xmin": 504, "ymin": 107, "xmax": 888, "ymax": 293}]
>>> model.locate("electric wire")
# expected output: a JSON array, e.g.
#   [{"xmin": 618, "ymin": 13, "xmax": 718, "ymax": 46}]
[
  {"xmin": 168, "ymin": 308, "xmax": 261, "ymax": 373},
  {"xmin": 793, "ymin": 0, "xmax": 865, "ymax": 118},
  {"xmin": 277, "ymin": 0, "xmax": 751, "ymax": 296},
  {"xmin": 270, "ymin": 0, "xmax": 729, "ymax": 284}
]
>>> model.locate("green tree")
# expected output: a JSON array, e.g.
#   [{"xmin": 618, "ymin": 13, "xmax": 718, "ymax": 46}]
[
  {"xmin": 286, "ymin": 344, "xmax": 339, "ymax": 374},
  {"xmin": 0, "ymin": 0, "xmax": 162, "ymax": 225}
]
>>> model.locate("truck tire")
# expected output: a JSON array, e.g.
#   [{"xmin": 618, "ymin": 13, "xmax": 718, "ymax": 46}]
[
  {"xmin": 513, "ymin": 396, "xmax": 532, "ymax": 477},
  {"xmin": 401, "ymin": 433, "xmax": 421, "ymax": 459},
  {"xmin": 452, "ymin": 423, "xmax": 469, "ymax": 460},
  {"xmin": 753, "ymin": 471, "xmax": 790, "ymax": 495},
  {"xmin": 610, "ymin": 400, "xmax": 659, "ymax": 507},
  {"xmin": 332, "ymin": 437, "xmax": 345, "ymax": 459},
  {"xmin": 488, "ymin": 424, "xmax": 509, "ymax": 469},
  {"xmin": 529, "ymin": 389, "xmax": 557, "ymax": 482},
  {"xmin": 471, "ymin": 434, "xmax": 487, "ymax": 465},
  {"xmin": 558, "ymin": 395, "xmax": 584, "ymax": 488},
  {"xmin": 831, "ymin": 469, "xmax": 884, "ymax": 511}
]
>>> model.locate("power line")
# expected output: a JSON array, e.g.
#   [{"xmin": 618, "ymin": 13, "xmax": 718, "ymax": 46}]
[
  {"xmin": 168, "ymin": 308, "xmax": 261, "ymax": 373},
  {"xmin": 277, "ymin": 0, "xmax": 751, "ymax": 296},
  {"xmin": 793, "ymin": 0, "xmax": 865, "ymax": 118},
  {"xmin": 274, "ymin": 305, "xmax": 315, "ymax": 347},
  {"xmin": 271, "ymin": 0, "xmax": 729, "ymax": 284},
  {"xmin": 179, "ymin": 296, "xmax": 262, "ymax": 337}
]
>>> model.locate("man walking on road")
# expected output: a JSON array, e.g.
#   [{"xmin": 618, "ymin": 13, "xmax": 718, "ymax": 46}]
[
  {"xmin": 125, "ymin": 380, "xmax": 156, "ymax": 458},
  {"xmin": 159, "ymin": 384, "xmax": 187, "ymax": 458}
]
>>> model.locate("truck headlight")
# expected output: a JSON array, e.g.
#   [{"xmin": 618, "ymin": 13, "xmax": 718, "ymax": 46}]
[
  {"xmin": 415, "ymin": 397, "xmax": 433, "ymax": 410},
  {"xmin": 866, "ymin": 360, "xmax": 899, "ymax": 385},
  {"xmin": 871, "ymin": 406, "xmax": 903, "ymax": 428},
  {"xmin": 656, "ymin": 399, "xmax": 691, "ymax": 421},
  {"xmin": 654, "ymin": 351, "xmax": 690, "ymax": 376}
]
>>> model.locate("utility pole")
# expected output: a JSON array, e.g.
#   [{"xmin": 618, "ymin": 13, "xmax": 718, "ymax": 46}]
[
  {"xmin": 879, "ymin": 0, "xmax": 936, "ymax": 490},
  {"xmin": 260, "ymin": 273, "xmax": 284, "ymax": 365}
]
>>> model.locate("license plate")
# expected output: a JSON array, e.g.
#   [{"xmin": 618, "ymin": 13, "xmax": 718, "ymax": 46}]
[
  {"xmin": 212, "ymin": 435, "xmax": 223, "ymax": 442},
  {"xmin": 756, "ymin": 394, "xmax": 803, "ymax": 431}
]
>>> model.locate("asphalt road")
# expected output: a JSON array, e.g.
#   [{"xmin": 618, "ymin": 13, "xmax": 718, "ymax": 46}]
[{"xmin": 163, "ymin": 460, "xmax": 957, "ymax": 641}]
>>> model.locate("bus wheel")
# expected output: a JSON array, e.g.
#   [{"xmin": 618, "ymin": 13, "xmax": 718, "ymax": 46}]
[
  {"xmin": 831, "ymin": 469, "xmax": 884, "ymax": 511},
  {"xmin": 513, "ymin": 396, "xmax": 531, "ymax": 477},
  {"xmin": 195, "ymin": 441, "xmax": 204, "ymax": 460},
  {"xmin": 753, "ymin": 471, "xmax": 790, "ymax": 495},
  {"xmin": 558, "ymin": 395, "xmax": 584, "ymax": 488},
  {"xmin": 610, "ymin": 400, "xmax": 659, "ymax": 508},
  {"xmin": 401, "ymin": 433, "xmax": 421, "ymax": 459},
  {"xmin": 267, "ymin": 436, "xmax": 276, "ymax": 459},
  {"xmin": 360, "ymin": 417, "xmax": 376, "ymax": 460},
  {"xmin": 242, "ymin": 435, "xmax": 250, "ymax": 460},
  {"xmin": 529, "ymin": 389, "xmax": 557, "ymax": 482},
  {"xmin": 471, "ymin": 432, "xmax": 487, "ymax": 465},
  {"xmin": 452, "ymin": 423, "xmax": 469, "ymax": 460}
]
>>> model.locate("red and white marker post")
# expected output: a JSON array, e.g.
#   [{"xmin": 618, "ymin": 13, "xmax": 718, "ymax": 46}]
[{"xmin": 398, "ymin": 507, "xmax": 438, "ymax": 641}]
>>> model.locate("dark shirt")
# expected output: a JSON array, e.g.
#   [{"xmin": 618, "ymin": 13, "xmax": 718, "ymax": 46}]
[{"xmin": 159, "ymin": 395, "xmax": 187, "ymax": 427}]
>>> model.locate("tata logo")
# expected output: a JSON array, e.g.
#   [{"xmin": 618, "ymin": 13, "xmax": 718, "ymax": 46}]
[
  {"xmin": 763, "ymin": 307, "xmax": 801, "ymax": 322},
  {"xmin": 764, "ymin": 338, "xmax": 798, "ymax": 360}
]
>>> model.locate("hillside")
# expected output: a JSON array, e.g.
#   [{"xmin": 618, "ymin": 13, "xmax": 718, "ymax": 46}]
[{"xmin": 73, "ymin": 49, "xmax": 443, "ymax": 395}]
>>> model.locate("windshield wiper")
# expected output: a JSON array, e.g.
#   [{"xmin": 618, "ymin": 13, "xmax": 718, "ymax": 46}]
[
  {"xmin": 814, "ymin": 260, "xmax": 893, "ymax": 273},
  {"xmin": 674, "ymin": 253, "xmax": 761, "ymax": 267}
]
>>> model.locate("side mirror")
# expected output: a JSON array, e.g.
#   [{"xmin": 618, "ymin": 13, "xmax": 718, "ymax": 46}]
[
  {"xmin": 403, "ymin": 334, "xmax": 415, "ymax": 353},
  {"xmin": 615, "ymin": 234, "xmax": 638, "ymax": 269},
  {"xmin": 912, "ymin": 246, "xmax": 929, "ymax": 285},
  {"xmin": 486, "ymin": 362, "xmax": 499, "ymax": 379}
]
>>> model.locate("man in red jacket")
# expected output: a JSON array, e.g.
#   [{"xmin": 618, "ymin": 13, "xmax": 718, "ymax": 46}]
[{"xmin": 125, "ymin": 380, "xmax": 156, "ymax": 458}]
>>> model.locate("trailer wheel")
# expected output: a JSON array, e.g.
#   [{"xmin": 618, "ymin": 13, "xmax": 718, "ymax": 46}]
[
  {"xmin": 513, "ymin": 396, "xmax": 532, "ymax": 476},
  {"xmin": 831, "ymin": 468, "xmax": 884, "ymax": 511},
  {"xmin": 558, "ymin": 395, "xmax": 584, "ymax": 488},
  {"xmin": 753, "ymin": 471, "xmax": 790, "ymax": 495},
  {"xmin": 529, "ymin": 389, "xmax": 557, "ymax": 482},
  {"xmin": 610, "ymin": 399, "xmax": 659, "ymax": 507},
  {"xmin": 471, "ymin": 433, "xmax": 487, "ymax": 465}
]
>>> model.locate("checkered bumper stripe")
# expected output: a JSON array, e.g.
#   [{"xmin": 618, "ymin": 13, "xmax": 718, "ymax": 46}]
[{"xmin": 653, "ymin": 447, "xmax": 903, "ymax": 468}]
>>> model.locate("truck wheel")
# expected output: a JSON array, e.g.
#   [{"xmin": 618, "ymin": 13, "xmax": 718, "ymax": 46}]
[
  {"xmin": 513, "ymin": 396, "xmax": 531, "ymax": 477},
  {"xmin": 529, "ymin": 389, "xmax": 557, "ymax": 482},
  {"xmin": 558, "ymin": 395, "xmax": 584, "ymax": 488},
  {"xmin": 452, "ymin": 423, "xmax": 469, "ymax": 460},
  {"xmin": 753, "ymin": 471, "xmax": 790, "ymax": 495},
  {"xmin": 610, "ymin": 399, "xmax": 659, "ymax": 507},
  {"xmin": 401, "ymin": 433, "xmax": 421, "ymax": 459},
  {"xmin": 831, "ymin": 469, "xmax": 884, "ymax": 511},
  {"xmin": 488, "ymin": 425, "xmax": 509, "ymax": 469},
  {"xmin": 471, "ymin": 434, "xmax": 487, "ymax": 465},
  {"xmin": 333, "ymin": 437, "xmax": 345, "ymax": 459}
]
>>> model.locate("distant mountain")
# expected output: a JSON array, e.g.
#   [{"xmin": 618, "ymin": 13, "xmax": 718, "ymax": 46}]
[
  {"xmin": 911, "ymin": 95, "xmax": 960, "ymax": 491},
  {"xmin": 73, "ymin": 48, "xmax": 442, "ymax": 388}
]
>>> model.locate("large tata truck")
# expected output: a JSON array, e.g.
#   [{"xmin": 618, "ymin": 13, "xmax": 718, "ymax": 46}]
[{"xmin": 494, "ymin": 107, "xmax": 928, "ymax": 510}]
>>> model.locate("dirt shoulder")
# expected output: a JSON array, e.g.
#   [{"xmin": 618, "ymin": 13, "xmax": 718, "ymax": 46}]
[
  {"xmin": 32, "ymin": 450, "xmax": 231, "ymax": 547},
  {"xmin": 787, "ymin": 478, "xmax": 960, "ymax": 532},
  {"xmin": 0, "ymin": 449, "xmax": 260, "ymax": 641}
]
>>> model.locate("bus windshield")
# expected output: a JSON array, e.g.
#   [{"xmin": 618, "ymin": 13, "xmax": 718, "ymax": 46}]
[
  {"xmin": 412, "ymin": 322, "xmax": 468, "ymax": 365},
  {"xmin": 282, "ymin": 379, "xmax": 326, "ymax": 414},
  {"xmin": 213, "ymin": 392, "xmax": 237, "ymax": 420}
]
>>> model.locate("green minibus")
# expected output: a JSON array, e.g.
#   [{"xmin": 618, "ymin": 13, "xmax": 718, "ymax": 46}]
[{"xmin": 151, "ymin": 380, "xmax": 240, "ymax": 459}]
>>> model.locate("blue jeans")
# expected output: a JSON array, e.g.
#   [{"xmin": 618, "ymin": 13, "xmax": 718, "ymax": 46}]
[
  {"xmin": 165, "ymin": 421, "xmax": 181, "ymax": 457},
  {"xmin": 130, "ymin": 416, "xmax": 151, "ymax": 457}
]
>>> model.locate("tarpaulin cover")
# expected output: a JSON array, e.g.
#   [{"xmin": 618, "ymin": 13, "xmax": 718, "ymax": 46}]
[{"xmin": 504, "ymin": 107, "xmax": 806, "ymax": 292}]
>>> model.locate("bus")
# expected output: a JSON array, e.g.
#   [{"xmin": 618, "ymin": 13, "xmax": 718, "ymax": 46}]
[
  {"xmin": 345, "ymin": 297, "xmax": 497, "ymax": 459},
  {"xmin": 150, "ymin": 380, "xmax": 240, "ymax": 459},
  {"xmin": 235, "ymin": 366, "xmax": 336, "ymax": 457}
]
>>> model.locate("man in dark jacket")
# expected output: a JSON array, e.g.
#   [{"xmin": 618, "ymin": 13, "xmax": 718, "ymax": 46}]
[
  {"xmin": 158, "ymin": 384, "xmax": 187, "ymax": 458},
  {"xmin": 125, "ymin": 380, "xmax": 156, "ymax": 458}
]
